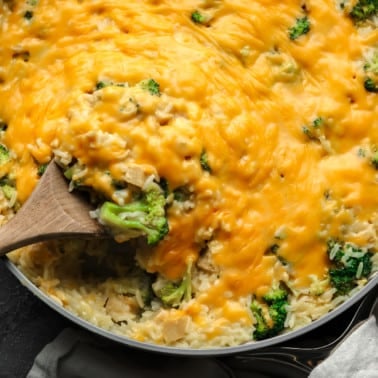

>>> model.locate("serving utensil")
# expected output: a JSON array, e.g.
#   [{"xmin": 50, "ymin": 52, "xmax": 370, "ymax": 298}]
[{"xmin": 0, "ymin": 161, "xmax": 107, "ymax": 256}]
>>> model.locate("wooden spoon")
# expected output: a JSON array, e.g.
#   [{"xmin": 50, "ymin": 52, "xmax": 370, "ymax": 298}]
[{"xmin": 0, "ymin": 161, "xmax": 108, "ymax": 256}]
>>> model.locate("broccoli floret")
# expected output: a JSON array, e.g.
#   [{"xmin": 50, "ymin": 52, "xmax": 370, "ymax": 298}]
[
  {"xmin": 200, "ymin": 150, "xmax": 212, "ymax": 173},
  {"xmin": 262, "ymin": 287, "xmax": 288, "ymax": 303},
  {"xmin": 37, "ymin": 163, "xmax": 48, "ymax": 177},
  {"xmin": 0, "ymin": 144, "xmax": 10, "ymax": 165},
  {"xmin": 371, "ymin": 151, "xmax": 378, "ymax": 168},
  {"xmin": 349, "ymin": 0, "xmax": 378, "ymax": 23},
  {"xmin": 24, "ymin": 10, "xmax": 33, "ymax": 19},
  {"xmin": 154, "ymin": 262, "xmax": 192, "ymax": 307},
  {"xmin": 191, "ymin": 10, "xmax": 207, "ymax": 24},
  {"xmin": 140, "ymin": 79, "xmax": 161, "ymax": 96},
  {"xmin": 95, "ymin": 80, "xmax": 127, "ymax": 91},
  {"xmin": 270, "ymin": 56, "xmax": 300, "ymax": 82},
  {"xmin": 358, "ymin": 145, "xmax": 378, "ymax": 169},
  {"xmin": 63, "ymin": 166, "xmax": 74, "ymax": 180},
  {"xmin": 99, "ymin": 181, "xmax": 169, "ymax": 245},
  {"xmin": 363, "ymin": 52, "xmax": 378, "ymax": 92},
  {"xmin": 302, "ymin": 117, "xmax": 326, "ymax": 141},
  {"xmin": 0, "ymin": 175, "xmax": 17, "ymax": 204},
  {"xmin": 364, "ymin": 77, "xmax": 378, "ymax": 92},
  {"xmin": 1, "ymin": 184, "xmax": 16, "ymax": 201},
  {"xmin": 312, "ymin": 117, "xmax": 324, "ymax": 128},
  {"xmin": 95, "ymin": 81, "xmax": 108, "ymax": 90},
  {"xmin": 327, "ymin": 240, "xmax": 373, "ymax": 295},
  {"xmin": 302, "ymin": 126, "xmax": 314, "ymax": 139},
  {"xmin": 250, "ymin": 287, "xmax": 288, "ymax": 340},
  {"xmin": 364, "ymin": 52, "xmax": 378, "ymax": 74},
  {"xmin": 63, "ymin": 164, "xmax": 85, "ymax": 189},
  {"xmin": 288, "ymin": 17, "xmax": 310, "ymax": 40}
]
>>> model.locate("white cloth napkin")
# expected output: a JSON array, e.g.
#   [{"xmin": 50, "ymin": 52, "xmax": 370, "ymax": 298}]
[
  {"xmin": 309, "ymin": 315, "xmax": 378, "ymax": 378},
  {"xmin": 27, "ymin": 314, "xmax": 378, "ymax": 378}
]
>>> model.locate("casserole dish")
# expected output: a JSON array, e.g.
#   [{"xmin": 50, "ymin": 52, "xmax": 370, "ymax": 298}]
[
  {"xmin": 1, "ymin": 0, "xmax": 378, "ymax": 353},
  {"xmin": 5, "ymin": 258, "xmax": 378, "ymax": 355}
]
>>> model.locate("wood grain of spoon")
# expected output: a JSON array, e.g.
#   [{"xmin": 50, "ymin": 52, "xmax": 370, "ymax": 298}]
[{"xmin": 0, "ymin": 161, "xmax": 108, "ymax": 256}]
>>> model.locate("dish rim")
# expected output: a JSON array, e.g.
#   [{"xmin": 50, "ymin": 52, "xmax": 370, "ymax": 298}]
[{"xmin": 4, "ymin": 257, "xmax": 378, "ymax": 356}]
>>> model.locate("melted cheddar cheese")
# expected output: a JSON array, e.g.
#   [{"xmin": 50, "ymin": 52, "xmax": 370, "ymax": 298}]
[{"xmin": 1, "ymin": 0, "xmax": 378, "ymax": 346}]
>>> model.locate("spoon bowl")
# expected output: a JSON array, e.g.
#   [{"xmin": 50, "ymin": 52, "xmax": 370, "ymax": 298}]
[{"xmin": 0, "ymin": 161, "xmax": 108, "ymax": 256}]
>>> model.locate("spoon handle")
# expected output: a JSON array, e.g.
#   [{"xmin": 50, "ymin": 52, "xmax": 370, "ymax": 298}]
[{"xmin": 0, "ymin": 162, "xmax": 107, "ymax": 256}]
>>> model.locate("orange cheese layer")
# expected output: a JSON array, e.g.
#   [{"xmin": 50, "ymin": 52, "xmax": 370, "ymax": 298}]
[{"xmin": 0, "ymin": 1, "xmax": 377, "ymax": 308}]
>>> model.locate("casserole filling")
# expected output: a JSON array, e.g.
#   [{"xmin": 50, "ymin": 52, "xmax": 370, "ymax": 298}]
[{"xmin": 1, "ymin": 0, "xmax": 378, "ymax": 347}]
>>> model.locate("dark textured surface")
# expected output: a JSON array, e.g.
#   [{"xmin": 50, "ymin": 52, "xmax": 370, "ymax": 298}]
[
  {"xmin": 0, "ymin": 259, "xmax": 70, "ymax": 378},
  {"xmin": 0, "ymin": 256, "xmax": 376, "ymax": 378}
]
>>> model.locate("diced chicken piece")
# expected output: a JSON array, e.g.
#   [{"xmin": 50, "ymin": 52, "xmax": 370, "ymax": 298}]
[
  {"xmin": 162, "ymin": 315, "xmax": 190, "ymax": 343},
  {"xmin": 123, "ymin": 164, "xmax": 158, "ymax": 188},
  {"xmin": 105, "ymin": 294, "xmax": 139, "ymax": 322},
  {"xmin": 124, "ymin": 165, "xmax": 146, "ymax": 187}
]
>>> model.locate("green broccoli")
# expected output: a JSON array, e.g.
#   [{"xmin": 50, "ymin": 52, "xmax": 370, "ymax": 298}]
[
  {"xmin": 24, "ymin": 10, "xmax": 33, "ymax": 20},
  {"xmin": 364, "ymin": 52, "xmax": 378, "ymax": 74},
  {"xmin": 0, "ymin": 144, "xmax": 10, "ymax": 165},
  {"xmin": 250, "ymin": 287, "xmax": 289, "ymax": 340},
  {"xmin": 349, "ymin": 0, "xmax": 378, "ymax": 23},
  {"xmin": 371, "ymin": 151, "xmax": 378, "ymax": 168},
  {"xmin": 363, "ymin": 52, "xmax": 378, "ymax": 93},
  {"xmin": 154, "ymin": 262, "xmax": 192, "ymax": 307},
  {"xmin": 364, "ymin": 77, "xmax": 378, "ymax": 92},
  {"xmin": 1, "ymin": 183, "xmax": 16, "ymax": 201},
  {"xmin": 302, "ymin": 117, "xmax": 326, "ymax": 141},
  {"xmin": 312, "ymin": 117, "xmax": 324, "ymax": 128},
  {"xmin": 140, "ymin": 79, "xmax": 161, "ymax": 96},
  {"xmin": 288, "ymin": 17, "xmax": 310, "ymax": 40},
  {"xmin": 200, "ymin": 150, "xmax": 212, "ymax": 173},
  {"xmin": 95, "ymin": 81, "xmax": 108, "ymax": 90},
  {"xmin": 37, "ymin": 163, "xmax": 48, "ymax": 177},
  {"xmin": 327, "ymin": 240, "xmax": 373, "ymax": 295},
  {"xmin": 0, "ymin": 175, "xmax": 17, "ymax": 204},
  {"xmin": 94, "ymin": 81, "xmax": 126, "ymax": 91},
  {"xmin": 63, "ymin": 164, "xmax": 85, "ymax": 189},
  {"xmin": 191, "ymin": 10, "xmax": 207, "ymax": 24},
  {"xmin": 262, "ymin": 287, "xmax": 288, "ymax": 303},
  {"xmin": 358, "ymin": 145, "xmax": 378, "ymax": 169},
  {"xmin": 99, "ymin": 181, "xmax": 169, "ymax": 245}
]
